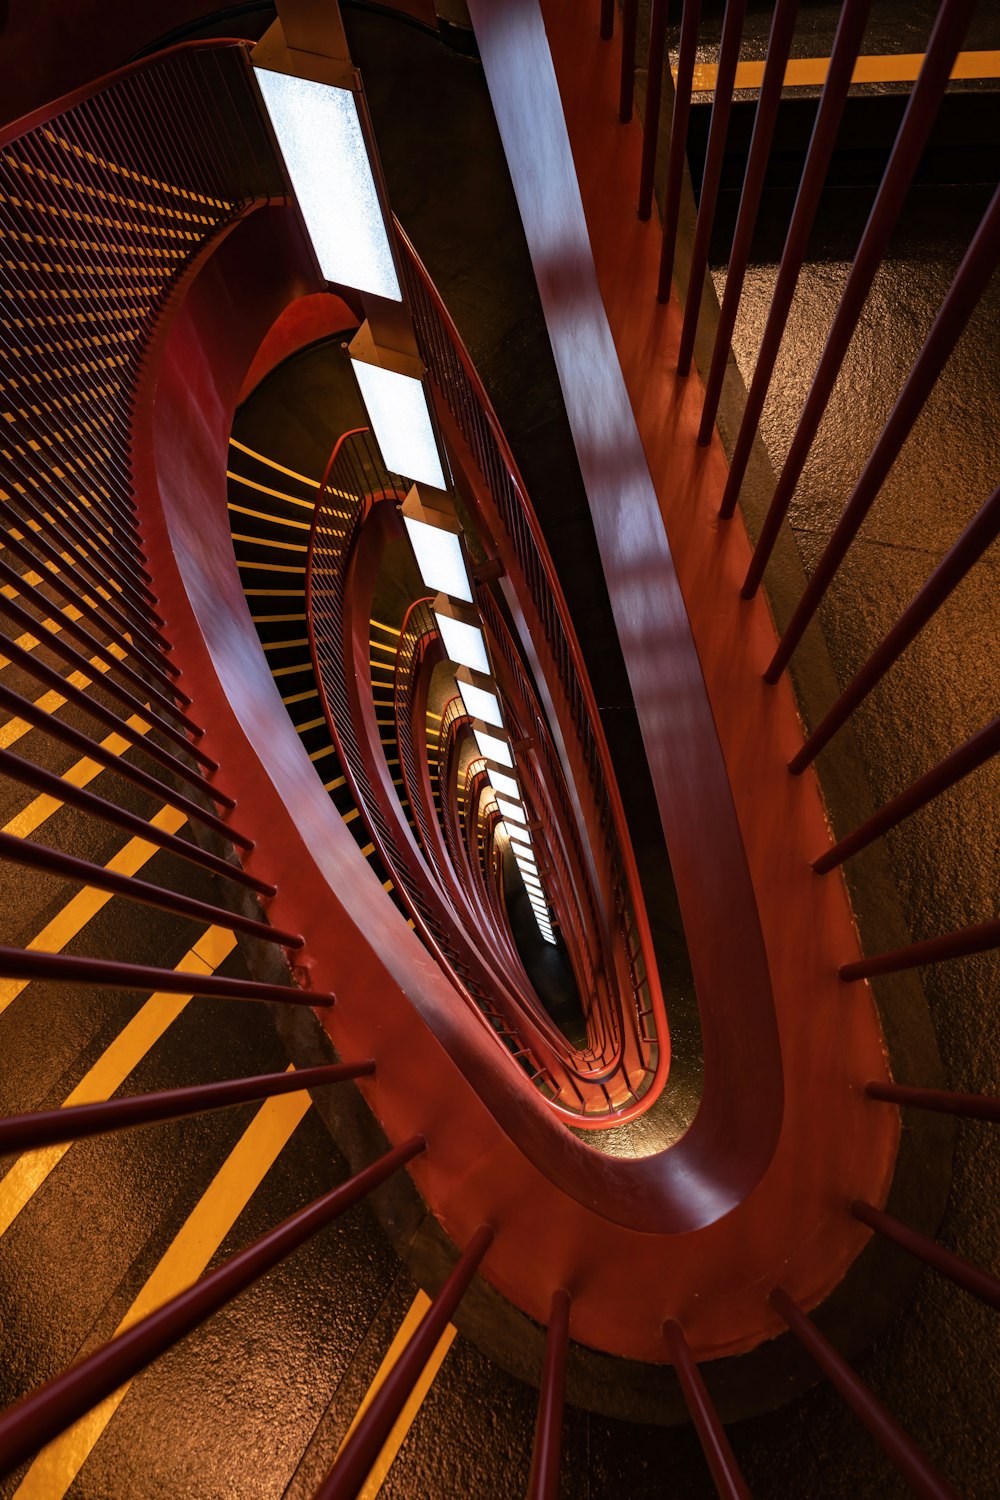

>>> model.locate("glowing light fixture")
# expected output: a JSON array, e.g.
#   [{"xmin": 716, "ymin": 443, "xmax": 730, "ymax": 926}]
[
  {"xmin": 400, "ymin": 485, "xmax": 471, "ymax": 601},
  {"xmin": 504, "ymin": 819, "xmax": 531, "ymax": 843},
  {"xmin": 253, "ymin": 65, "xmax": 402, "ymax": 300},
  {"xmin": 432, "ymin": 595, "xmax": 489, "ymax": 673},
  {"xmin": 485, "ymin": 765, "xmax": 520, "ymax": 800},
  {"xmin": 456, "ymin": 667, "xmax": 503, "ymax": 727},
  {"xmin": 472, "ymin": 724, "xmax": 512, "ymax": 768},
  {"xmin": 496, "ymin": 794, "xmax": 526, "ymax": 825},
  {"xmin": 349, "ymin": 324, "xmax": 446, "ymax": 488},
  {"xmin": 515, "ymin": 853, "xmax": 538, "ymax": 874}
]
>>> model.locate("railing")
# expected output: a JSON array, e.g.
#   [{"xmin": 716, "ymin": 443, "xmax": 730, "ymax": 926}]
[
  {"xmin": 397, "ymin": 230, "xmax": 670, "ymax": 1118},
  {"xmin": 1, "ymin": 18, "xmax": 996, "ymax": 1500},
  {"xmin": 613, "ymin": 0, "xmax": 998, "ymax": 983},
  {"xmin": 0, "ymin": 42, "xmax": 429, "ymax": 1487},
  {"xmin": 573, "ymin": 0, "xmax": 998, "ymax": 1488},
  {"xmin": 306, "ymin": 426, "xmax": 662, "ymax": 1115},
  {"xmin": 306, "ymin": 426, "xmax": 608, "ymax": 1100}
]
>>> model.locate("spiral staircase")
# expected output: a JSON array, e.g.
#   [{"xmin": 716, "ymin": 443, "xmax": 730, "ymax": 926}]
[{"xmin": 0, "ymin": 2, "xmax": 996, "ymax": 1497}]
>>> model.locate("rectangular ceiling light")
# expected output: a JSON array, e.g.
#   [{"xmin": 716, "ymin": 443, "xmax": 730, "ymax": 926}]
[
  {"xmin": 485, "ymin": 765, "xmax": 520, "ymax": 800},
  {"xmin": 433, "ymin": 596, "xmax": 490, "ymax": 674},
  {"xmin": 349, "ymin": 324, "xmax": 446, "ymax": 489},
  {"xmin": 253, "ymin": 68, "xmax": 401, "ymax": 301},
  {"xmin": 504, "ymin": 820, "xmax": 532, "ymax": 844},
  {"xmin": 456, "ymin": 667, "xmax": 503, "ymax": 727},
  {"xmin": 401, "ymin": 486, "xmax": 472, "ymax": 602},
  {"xmin": 515, "ymin": 852, "xmax": 538, "ymax": 873},
  {"xmin": 496, "ymin": 795, "xmax": 526, "ymax": 825},
  {"xmin": 473, "ymin": 725, "xmax": 513, "ymax": 768},
  {"xmin": 522, "ymin": 874, "xmax": 544, "ymax": 894}
]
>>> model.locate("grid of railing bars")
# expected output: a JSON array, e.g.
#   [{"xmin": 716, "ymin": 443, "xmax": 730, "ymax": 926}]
[
  {"xmin": 597, "ymin": 0, "xmax": 999, "ymax": 1491},
  {"xmin": 0, "ymin": 43, "xmax": 449, "ymax": 1486},
  {"xmin": 306, "ymin": 427, "xmax": 579, "ymax": 1089},
  {"xmin": 479, "ymin": 588, "xmax": 659, "ymax": 1090},
  {"xmin": 608, "ymin": 0, "xmax": 999, "ymax": 974},
  {"xmin": 398, "ymin": 232, "xmax": 669, "ymax": 1108}
]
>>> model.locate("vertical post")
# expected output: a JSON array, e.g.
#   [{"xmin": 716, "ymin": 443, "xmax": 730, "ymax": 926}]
[
  {"xmin": 619, "ymin": 0, "xmax": 639, "ymax": 122},
  {"xmin": 528, "ymin": 1290, "xmax": 571, "ymax": 1500},
  {"xmin": 718, "ymin": 0, "xmax": 873, "ymax": 517},
  {"xmin": 638, "ymin": 0, "xmax": 673, "ymax": 220},
  {"xmin": 770, "ymin": 1288, "xmax": 959, "ymax": 1500},
  {"xmin": 653, "ymin": 0, "xmax": 701, "ymax": 274},
  {"xmin": 792, "ymin": 487, "xmax": 1000, "ymax": 771},
  {"xmin": 765, "ymin": 184, "xmax": 1000, "ymax": 680},
  {"xmin": 865, "ymin": 1082, "xmax": 1000, "ymax": 1123},
  {"xmin": 676, "ymin": 0, "xmax": 749, "ymax": 373},
  {"xmin": 316, "ymin": 1226, "xmax": 493, "ymax": 1499},
  {"xmin": 839, "ymin": 919, "xmax": 1000, "ymax": 980},
  {"xmin": 697, "ymin": 0, "xmax": 800, "ymax": 443},
  {"xmin": 852, "ymin": 1201, "xmax": 1000, "ymax": 1310},
  {"xmin": 742, "ymin": 0, "xmax": 976, "ymax": 595},
  {"xmin": 0, "ymin": 1141, "xmax": 425, "ymax": 1476},
  {"xmin": 812, "ymin": 717, "xmax": 1000, "ymax": 870},
  {"xmin": 663, "ymin": 1321, "xmax": 752, "ymax": 1499}
]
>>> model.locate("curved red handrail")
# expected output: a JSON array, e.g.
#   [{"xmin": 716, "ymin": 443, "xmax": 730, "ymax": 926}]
[
  {"xmin": 396, "ymin": 225, "xmax": 672, "ymax": 1119},
  {"xmin": 0, "ymin": 38, "xmax": 259, "ymax": 150}
]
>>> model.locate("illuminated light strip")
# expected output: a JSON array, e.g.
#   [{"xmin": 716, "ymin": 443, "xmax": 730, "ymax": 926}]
[
  {"xmin": 683, "ymin": 48, "xmax": 1000, "ymax": 93},
  {"xmin": 0, "ymin": 803, "xmax": 188, "ymax": 1018},
  {"xmin": 282, "ymin": 688, "xmax": 319, "ymax": 707},
  {"xmin": 296, "ymin": 716, "xmax": 327, "ymax": 734},
  {"xmin": 228, "ymin": 438, "xmax": 321, "ymax": 488},
  {"xmin": 251, "ymin": 613, "xmax": 307, "ymax": 624},
  {"xmin": 10, "ymin": 1065, "xmax": 309, "ymax": 1500},
  {"xmin": 236, "ymin": 560, "xmax": 307, "ymax": 574},
  {"xmin": 330, "ymin": 1290, "xmax": 456, "ymax": 1499},
  {"xmin": 2, "ymin": 714, "xmax": 149, "ymax": 839},
  {"xmin": 242, "ymin": 589, "xmax": 305, "ymax": 598},
  {"xmin": 0, "ymin": 925, "xmax": 237, "ymax": 1240},
  {"xmin": 271, "ymin": 661, "xmax": 312, "ymax": 679},
  {"xmin": 370, "ymin": 619, "xmax": 401, "ymax": 636}
]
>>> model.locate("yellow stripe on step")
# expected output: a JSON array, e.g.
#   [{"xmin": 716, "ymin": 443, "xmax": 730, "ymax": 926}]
[
  {"xmin": 0, "ymin": 926, "xmax": 237, "ymax": 1240},
  {"xmin": 0, "ymin": 803, "xmax": 187, "ymax": 1017},
  {"xmin": 11, "ymin": 1064, "xmax": 309, "ymax": 1500},
  {"xmin": 333, "ymin": 1290, "xmax": 456, "ymax": 1499}
]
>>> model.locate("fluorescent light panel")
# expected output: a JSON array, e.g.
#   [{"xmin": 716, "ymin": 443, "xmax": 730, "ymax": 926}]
[
  {"xmin": 486, "ymin": 766, "xmax": 520, "ymax": 800},
  {"xmin": 254, "ymin": 70, "xmax": 401, "ymax": 300},
  {"xmin": 352, "ymin": 360, "xmax": 445, "ymax": 488},
  {"xmin": 473, "ymin": 727, "xmax": 512, "ymax": 767},
  {"xmin": 496, "ymin": 794, "xmax": 525, "ymax": 824},
  {"xmin": 434, "ymin": 611, "xmax": 489, "ymax": 673},
  {"xmin": 400, "ymin": 495, "xmax": 471, "ymax": 602},
  {"xmin": 503, "ymin": 820, "xmax": 531, "ymax": 845},
  {"xmin": 457, "ymin": 678, "xmax": 503, "ymax": 727}
]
